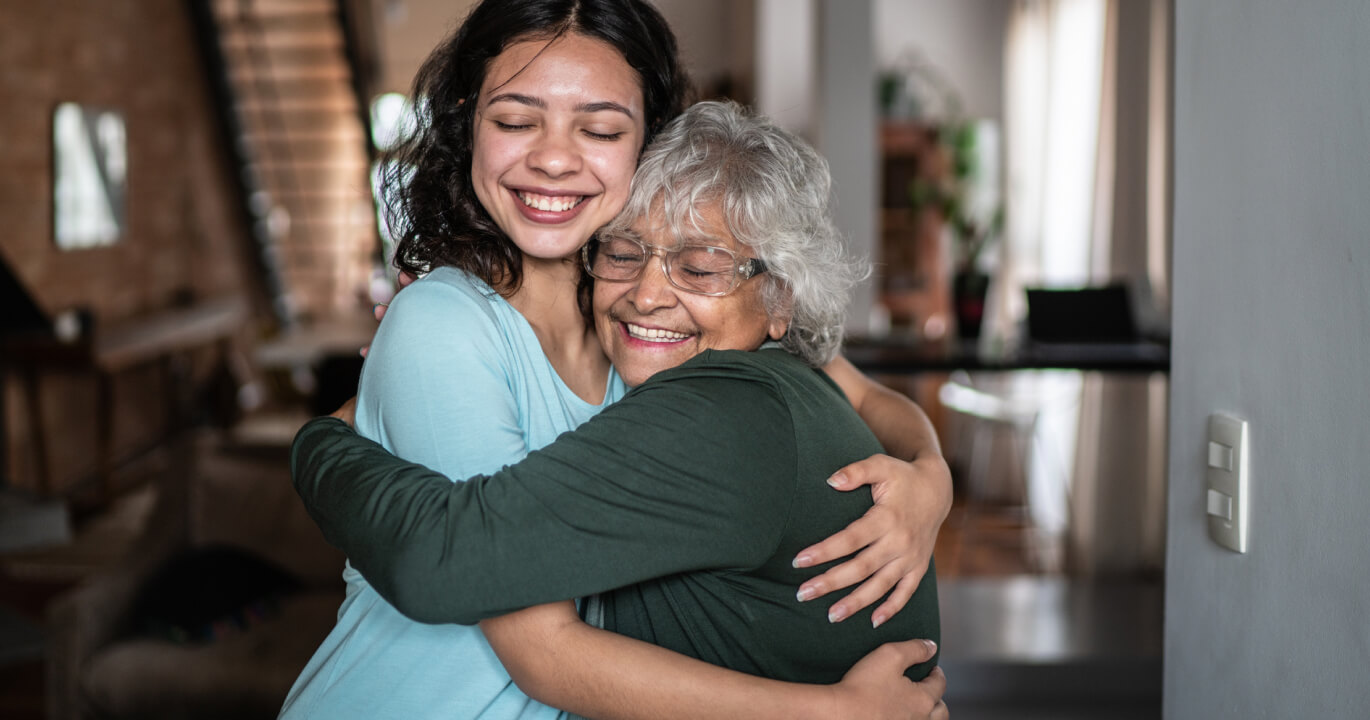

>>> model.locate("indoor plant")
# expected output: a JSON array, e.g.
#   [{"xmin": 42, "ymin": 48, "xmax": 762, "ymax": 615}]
[{"xmin": 909, "ymin": 120, "xmax": 1004, "ymax": 340}]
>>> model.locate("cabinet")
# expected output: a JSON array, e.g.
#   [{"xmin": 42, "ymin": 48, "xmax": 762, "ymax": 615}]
[{"xmin": 878, "ymin": 122, "xmax": 953, "ymax": 341}]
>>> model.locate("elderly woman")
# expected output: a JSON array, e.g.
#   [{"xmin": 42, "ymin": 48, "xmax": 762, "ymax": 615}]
[{"xmin": 293, "ymin": 100, "xmax": 941, "ymax": 711}]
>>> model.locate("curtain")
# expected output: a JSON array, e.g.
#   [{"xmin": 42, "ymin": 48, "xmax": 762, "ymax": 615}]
[{"xmin": 987, "ymin": 0, "xmax": 1169, "ymax": 575}]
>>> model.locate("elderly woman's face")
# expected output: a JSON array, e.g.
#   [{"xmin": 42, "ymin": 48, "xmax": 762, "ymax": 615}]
[{"xmin": 593, "ymin": 202, "xmax": 789, "ymax": 387}]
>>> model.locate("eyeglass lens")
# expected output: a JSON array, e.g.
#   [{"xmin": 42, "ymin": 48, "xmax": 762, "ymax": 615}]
[{"xmin": 591, "ymin": 236, "xmax": 742, "ymax": 295}]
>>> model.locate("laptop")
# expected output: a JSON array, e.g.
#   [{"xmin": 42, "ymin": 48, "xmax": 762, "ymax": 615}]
[{"xmin": 1025, "ymin": 284, "xmax": 1139, "ymax": 344}]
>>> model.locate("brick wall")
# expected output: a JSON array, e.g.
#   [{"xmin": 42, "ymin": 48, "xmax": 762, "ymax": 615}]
[{"xmin": 0, "ymin": 0, "xmax": 261, "ymax": 494}]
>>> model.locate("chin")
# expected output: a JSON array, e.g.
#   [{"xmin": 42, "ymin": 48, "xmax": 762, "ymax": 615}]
[{"xmin": 616, "ymin": 363, "xmax": 668, "ymax": 388}]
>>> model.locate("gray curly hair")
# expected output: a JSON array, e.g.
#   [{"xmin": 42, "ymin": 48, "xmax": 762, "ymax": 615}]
[{"xmin": 600, "ymin": 100, "xmax": 868, "ymax": 367}]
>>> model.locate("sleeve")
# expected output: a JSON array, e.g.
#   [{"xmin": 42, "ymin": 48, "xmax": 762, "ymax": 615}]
[
  {"xmin": 354, "ymin": 274, "xmax": 528, "ymax": 477},
  {"xmin": 291, "ymin": 367, "xmax": 799, "ymax": 625}
]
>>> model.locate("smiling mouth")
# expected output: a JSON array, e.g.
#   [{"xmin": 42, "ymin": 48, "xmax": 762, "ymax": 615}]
[
  {"xmin": 518, "ymin": 191, "xmax": 587, "ymax": 213},
  {"xmin": 625, "ymin": 322, "xmax": 691, "ymax": 343}
]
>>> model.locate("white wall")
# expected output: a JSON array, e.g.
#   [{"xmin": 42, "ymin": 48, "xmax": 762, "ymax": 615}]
[
  {"xmin": 814, "ymin": 0, "xmax": 879, "ymax": 333},
  {"xmin": 755, "ymin": 0, "xmax": 815, "ymax": 135},
  {"xmin": 874, "ymin": 0, "xmax": 1008, "ymax": 122},
  {"xmin": 1166, "ymin": 1, "xmax": 1370, "ymax": 717}
]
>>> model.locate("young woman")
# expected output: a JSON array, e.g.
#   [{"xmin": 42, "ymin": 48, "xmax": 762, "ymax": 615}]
[{"xmin": 279, "ymin": 2, "xmax": 950, "ymax": 718}]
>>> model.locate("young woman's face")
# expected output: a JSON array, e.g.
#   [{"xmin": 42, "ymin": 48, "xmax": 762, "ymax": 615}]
[{"xmin": 471, "ymin": 33, "xmax": 646, "ymax": 262}]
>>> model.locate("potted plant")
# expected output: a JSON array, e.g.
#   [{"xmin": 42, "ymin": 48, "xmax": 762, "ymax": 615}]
[{"xmin": 908, "ymin": 120, "xmax": 1004, "ymax": 340}]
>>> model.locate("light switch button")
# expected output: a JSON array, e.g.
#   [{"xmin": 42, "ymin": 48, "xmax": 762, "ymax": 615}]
[
  {"xmin": 1206, "ymin": 489, "xmax": 1233, "ymax": 520},
  {"xmin": 1207, "ymin": 441, "xmax": 1233, "ymax": 470}
]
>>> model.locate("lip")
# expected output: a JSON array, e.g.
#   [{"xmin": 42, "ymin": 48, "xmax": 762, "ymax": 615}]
[{"xmin": 509, "ymin": 187, "xmax": 593, "ymax": 224}]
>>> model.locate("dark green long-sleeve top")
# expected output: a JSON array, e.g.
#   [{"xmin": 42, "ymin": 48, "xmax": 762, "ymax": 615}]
[{"xmin": 292, "ymin": 347, "xmax": 939, "ymax": 683}]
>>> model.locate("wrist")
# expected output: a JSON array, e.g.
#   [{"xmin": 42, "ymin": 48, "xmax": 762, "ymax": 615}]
[
  {"xmin": 910, "ymin": 453, "xmax": 954, "ymax": 522},
  {"xmin": 807, "ymin": 684, "xmax": 845, "ymax": 720}
]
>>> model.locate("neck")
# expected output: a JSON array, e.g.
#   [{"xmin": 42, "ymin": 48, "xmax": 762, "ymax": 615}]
[
  {"xmin": 508, "ymin": 254, "xmax": 585, "ymax": 333},
  {"xmin": 508, "ymin": 253, "xmax": 609, "ymax": 404}
]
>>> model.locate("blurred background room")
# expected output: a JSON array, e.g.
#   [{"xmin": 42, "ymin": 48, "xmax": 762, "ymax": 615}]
[{"xmin": 3, "ymin": 1, "xmax": 1367, "ymax": 719}]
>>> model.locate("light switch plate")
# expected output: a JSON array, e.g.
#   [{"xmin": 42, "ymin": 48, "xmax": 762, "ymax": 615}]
[{"xmin": 1206, "ymin": 413, "xmax": 1249, "ymax": 553}]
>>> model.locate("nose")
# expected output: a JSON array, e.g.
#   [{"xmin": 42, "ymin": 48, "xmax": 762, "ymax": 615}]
[
  {"xmin": 527, "ymin": 127, "xmax": 582, "ymax": 179},
  {"xmin": 625, "ymin": 252, "xmax": 679, "ymax": 313}
]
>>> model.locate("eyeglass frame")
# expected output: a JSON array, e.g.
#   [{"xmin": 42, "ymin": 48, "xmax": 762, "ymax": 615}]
[{"xmin": 581, "ymin": 233, "xmax": 769, "ymax": 297}]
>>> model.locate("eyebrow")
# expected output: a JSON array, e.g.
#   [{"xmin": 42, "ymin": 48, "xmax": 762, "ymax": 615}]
[{"xmin": 484, "ymin": 93, "xmax": 637, "ymax": 119}]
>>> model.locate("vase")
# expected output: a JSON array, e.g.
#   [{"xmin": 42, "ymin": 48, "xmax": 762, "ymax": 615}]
[{"xmin": 952, "ymin": 270, "xmax": 990, "ymax": 340}]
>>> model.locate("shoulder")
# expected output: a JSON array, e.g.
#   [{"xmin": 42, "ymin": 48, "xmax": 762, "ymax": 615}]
[
  {"xmin": 622, "ymin": 349, "xmax": 811, "ymax": 418},
  {"xmin": 386, "ymin": 267, "xmax": 499, "ymax": 322},
  {"xmin": 363, "ymin": 267, "xmax": 517, "ymax": 377},
  {"xmin": 375, "ymin": 267, "xmax": 522, "ymax": 351},
  {"xmin": 356, "ymin": 269, "xmax": 529, "ymax": 460},
  {"xmin": 643, "ymin": 348, "xmax": 818, "ymax": 393}
]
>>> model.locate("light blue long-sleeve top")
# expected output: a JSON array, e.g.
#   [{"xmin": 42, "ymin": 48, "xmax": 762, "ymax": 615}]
[{"xmin": 279, "ymin": 266, "xmax": 626, "ymax": 719}]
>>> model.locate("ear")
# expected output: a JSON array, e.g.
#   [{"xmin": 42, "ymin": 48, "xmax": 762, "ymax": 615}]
[
  {"xmin": 765, "ymin": 286, "xmax": 793, "ymax": 341},
  {"xmin": 767, "ymin": 313, "xmax": 790, "ymax": 341}
]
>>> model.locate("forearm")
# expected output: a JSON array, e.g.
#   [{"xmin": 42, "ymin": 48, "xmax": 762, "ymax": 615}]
[
  {"xmin": 483, "ymin": 604, "xmax": 839, "ymax": 720},
  {"xmin": 825, "ymin": 356, "xmax": 943, "ymax": 463},
  {"xmin": 291, "ymin": 417, "xmax": 497, "ymax": 623},
  {"xmin": 806, "ymin": 356, "xmax": 952, "ymax": 624},
  {"xmin": 291, "ymin": 382, "xmax": 790, "ymax": 624},
  {"xmin": 857, "ymin": 383, "xmax": 943, "ymax": 464}
]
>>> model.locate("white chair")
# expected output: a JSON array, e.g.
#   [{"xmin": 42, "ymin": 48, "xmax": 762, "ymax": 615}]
[{"xmin": 938, "ymin": 370, "xmax": 1075, "ymax": 572}]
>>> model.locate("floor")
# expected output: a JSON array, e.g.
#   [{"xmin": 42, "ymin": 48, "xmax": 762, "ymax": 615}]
[
  {"xmin": 932, "ymin": 502, "xmax": 1163, "ymax": 719},
  {"xmin": 1, "ymin": 430, "xmax": 1162, "ymax": 718}
]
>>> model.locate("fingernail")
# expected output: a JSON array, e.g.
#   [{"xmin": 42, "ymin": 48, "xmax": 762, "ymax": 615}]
[
  {"xmin": 792, "ymin": 553, "xmax": 813, "ymax": 568},
  {"xmin": 796, "ymin": 586, "xmax": 817, "ymax": 602},
  {"xmin": 827, "ymin": 472, "xmax": 848, "ymax": 489},
  {"xmin": 828, "ymin": 605, "xmax": 848, "ymax": 623},
  {"xmin": 923, "ymin": 639, "xmax": 938, "ymax": 653},
  {"xmin": 871, "ymin": 612, "xmax": 887, "ymax": 629}
]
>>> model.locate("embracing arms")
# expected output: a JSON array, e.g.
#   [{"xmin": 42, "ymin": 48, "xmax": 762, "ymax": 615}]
[
  {"xmin": 340, "ymin": 283, "xmax": 951, "ymax": 718},
  {"xmin": 302, "ymin": 364, "xmax": 947, "ymax": 717},
  {"xmin": 808, "ymin": 355, "xmax": 953, "ymax": 625},
  {"xmin": 295, "ymin": 372, "xmax": 805, "ymax": 623},
  {"xmin": 480, "ymin": 601, "xmax": 946, "ymax": 720}
]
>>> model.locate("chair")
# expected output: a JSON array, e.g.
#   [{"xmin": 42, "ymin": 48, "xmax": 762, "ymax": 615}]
[{"xmin": 938, "ymin": 370, "xmax": 1074, "ymax": 572}]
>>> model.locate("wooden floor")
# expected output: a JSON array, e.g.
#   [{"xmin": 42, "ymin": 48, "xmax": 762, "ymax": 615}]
[{"xmin": 935, "ymin": 501, "xmax": 1048, "ymax": 578}]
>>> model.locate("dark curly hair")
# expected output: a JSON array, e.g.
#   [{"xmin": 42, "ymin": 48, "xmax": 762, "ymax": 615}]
[{"xmin": 381, "ymin": 0, "xmax": 693, "ymax": 296}]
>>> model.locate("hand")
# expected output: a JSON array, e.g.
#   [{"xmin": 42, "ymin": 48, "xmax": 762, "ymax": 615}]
[
  {"xmin": 330, "ymin": 396, "xmax": 358, "ymax": 428},
  {"xmin": 360, "ymin": 270, "xmax": 418, "ymax": 358},
  {"xmin": 825, "ymin": 640, "xmax": 947, "ymax": 720},
  {"xmin": 794, "ymin": 452, "xmax": 952, "ymax": 626}
]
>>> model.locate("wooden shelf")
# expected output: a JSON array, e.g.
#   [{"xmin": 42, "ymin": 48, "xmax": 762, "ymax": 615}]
[{"xmin": 879, "ymin": 121, "xmax": 952, "ymax": 339}]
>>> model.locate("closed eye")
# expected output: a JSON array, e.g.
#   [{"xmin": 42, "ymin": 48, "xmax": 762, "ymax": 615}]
[{"xmin": 678, "ymin": 265, "xmax": 722, "ymax": 279}]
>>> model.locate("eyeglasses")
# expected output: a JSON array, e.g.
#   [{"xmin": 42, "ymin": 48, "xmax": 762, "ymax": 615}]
[{"xmin": 582, "ymin": 233, "xmax": 768, "ymax": 297}]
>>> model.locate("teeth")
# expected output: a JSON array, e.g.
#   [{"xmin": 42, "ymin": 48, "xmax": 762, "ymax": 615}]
[
  {"xmin": 519, "ymin": 192, "xmax": 585, "ymax": 212},
  {"xmin": 626, "ymin": 323, "xmax": 690, "ymax": 342}
]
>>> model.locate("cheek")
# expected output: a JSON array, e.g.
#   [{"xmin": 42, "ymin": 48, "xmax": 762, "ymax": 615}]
[
  {"xmin": 595, "ymin": 149, "xmax": 639, "ymax": 197},
  {"xmin": 470, "ymin": 133, "xmax": 494, "ymax": 190},
  {"xmin": 714, "ymin": 295, "xmax": 775, "ymax": 347},
  {"xmin": 472, "ymin": 127, "xmax": 518, "ymax": 179},
  {"xmin": 592, "ymin": 285, "xmax": 620, "ymax": 325}
]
